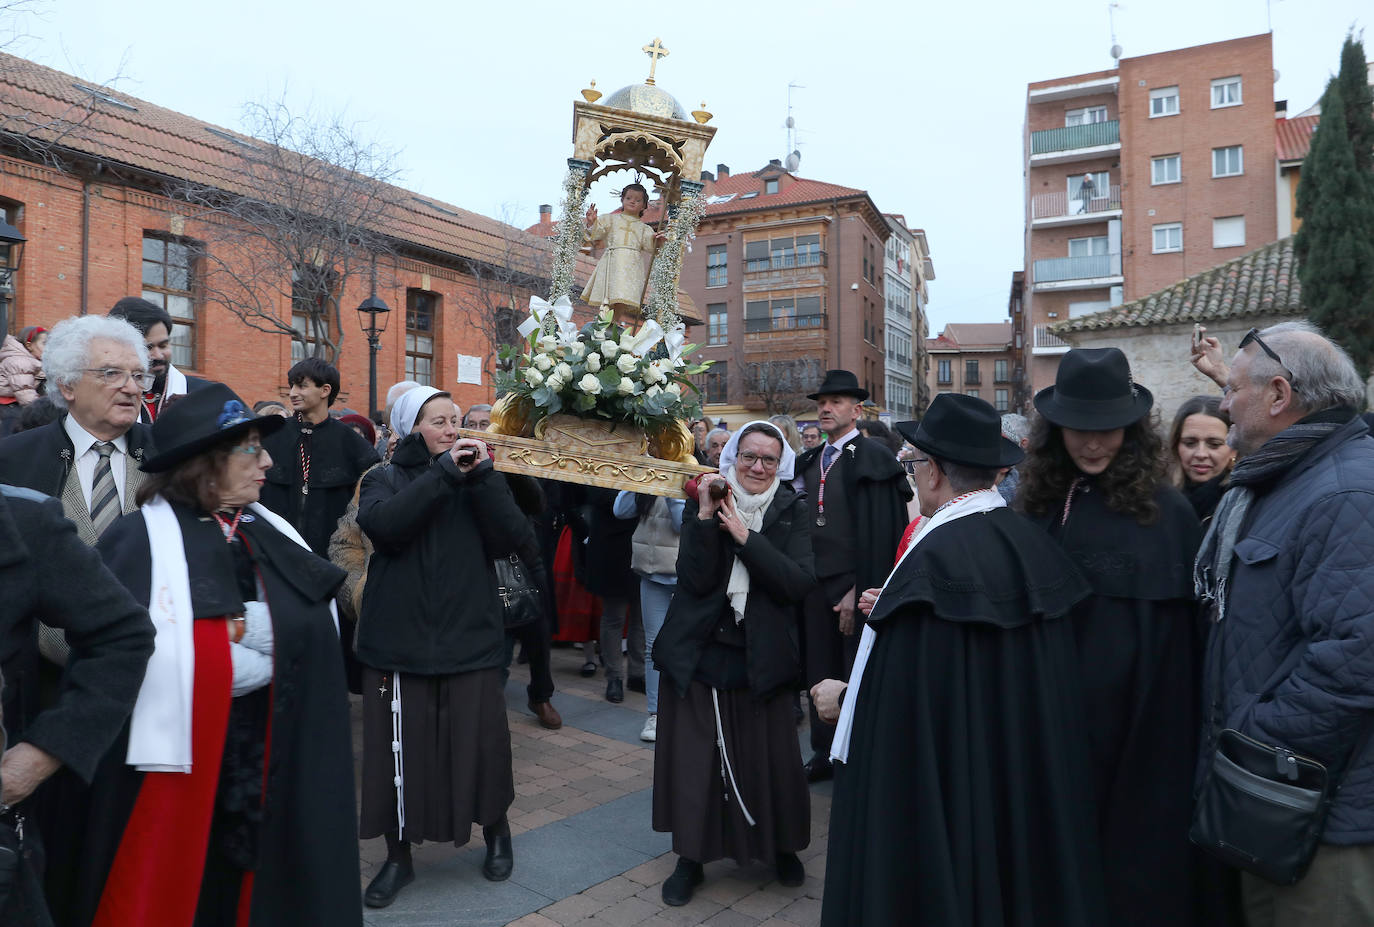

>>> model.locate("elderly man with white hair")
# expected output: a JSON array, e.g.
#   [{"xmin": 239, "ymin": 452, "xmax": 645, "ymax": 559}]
[
  {"xmin": 0, "ymin": 314, "xmax": 155, "ymax": 542},
  {"xmin": 1194, "ymin": 320, "xmax": 1374, "ymax": 924}
]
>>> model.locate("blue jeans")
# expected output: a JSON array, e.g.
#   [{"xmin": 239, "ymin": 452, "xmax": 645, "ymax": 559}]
[{"xmin": 639, "ymin": 578, "xmax": 675, "ymax": 714}]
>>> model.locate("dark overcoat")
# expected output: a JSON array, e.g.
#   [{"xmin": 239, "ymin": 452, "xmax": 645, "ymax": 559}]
[{"xmin": 653, "ymin": 484, "xmax": 815, "ymax": 699}]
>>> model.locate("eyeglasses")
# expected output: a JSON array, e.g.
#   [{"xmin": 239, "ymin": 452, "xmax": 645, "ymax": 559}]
[
  {"xmin": 737, "ymin": 451, "xmax": 780, "ymax": 470},
  {"xmin": 228, "ymin": 444, "xmax": 264, "ymax": 456},
  {"xmin": 1239, "ymin": 328, "xmax": 1293, "ymax": 381},
  {"xmin": 903, "ymin": 457, "xmax": 931, "ymax": 475},
  {"xmin": 85, "ymin": 367, "xmax": 156, "ymax": 390}
]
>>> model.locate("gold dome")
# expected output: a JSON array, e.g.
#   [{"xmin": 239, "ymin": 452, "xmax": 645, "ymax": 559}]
[{"xmin": 602, "ymin": 83, "xmax": 688, "ymax": 121}]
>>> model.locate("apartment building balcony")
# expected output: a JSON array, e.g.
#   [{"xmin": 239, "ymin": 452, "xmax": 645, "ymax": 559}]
[
  {"xmin": 1027, "ymin": 74, "xmax": 1120, "ymax": 103},
  {"xmin": 742, "ymin": 253, "xmax": 827, "ymax": 293},
  {"xmin": 1029, "ymin": 121, "xmax": 1120, "ymax": 166},
  {"xmin": 1031, "ymin": 252, "xmax": 1123, "ymax": 292},
  {"xmin": 1030, "ymin": 187, "xmax": 1122, "ymax": 227},
  {"xmin": 1032, "ymin": 325, "xmax": 1072, "ymax": 356},
  {"xmin": 742, "ymin": 314, "xmax": 828, "ymax": 355}
]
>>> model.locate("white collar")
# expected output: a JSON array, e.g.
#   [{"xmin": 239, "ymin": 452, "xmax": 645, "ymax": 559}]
[
  {"xmin": 64, "ymin": 414, "xmax": 129, "ymax": 457},
  {"xmin": 825, "ymin": 428, "xmax": 860, "ymax": 452}
]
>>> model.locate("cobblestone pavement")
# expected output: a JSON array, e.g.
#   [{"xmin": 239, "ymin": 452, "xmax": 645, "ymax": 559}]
[{"xmin": 356, "ymin": 642, "xmax": 831, "ymax": 927}]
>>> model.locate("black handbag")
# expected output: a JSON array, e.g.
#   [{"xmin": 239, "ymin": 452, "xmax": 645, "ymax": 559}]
[
  {"xmin": 494, "ymin": 554, "xmax": 543, "ymax": 629},
  {"xmin": 1190, "ymin": 728, "xmax": 1335, "ymax": 884},
  {"xmin": 1190, "ymin": 623, "xmax": 1373, "ymax": 885}
]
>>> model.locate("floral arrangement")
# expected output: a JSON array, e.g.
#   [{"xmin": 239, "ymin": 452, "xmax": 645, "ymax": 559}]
[{"xmin": 497, "ymin": 300, "xmax": 710, "ymax": 429}]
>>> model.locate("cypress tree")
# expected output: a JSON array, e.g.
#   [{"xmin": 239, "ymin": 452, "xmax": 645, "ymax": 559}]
[
  {"xmin": 1335, "ymin": 33, "xmax": 1374, "ymax": 174},
  {"xmin": 1295, "ymin": 36, "xmax": 1374, "ymax": 376}
]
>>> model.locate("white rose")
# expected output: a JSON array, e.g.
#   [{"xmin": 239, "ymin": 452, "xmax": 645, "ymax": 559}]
[
  {"xmin": 556, "ymin": 362, "xmax": 573, "ymax": 380},
  {"xmin": 545, "ymin": 373, "xmax": 564, "ymax": 391},
  {"xmin": 566, "ymin": 342, "xmax": 586, "ymax": 360},
  {"xmin": 647, "ymin": 384, "xmax": 662, "ymax": 397},
  {"xmin": 524, "ymin": 367, "xmax": 544, "ymax": 387},
  {"xmin": 533, "ymin": 353, "xmax": 553, "ymax": 371},
  {"xmin": 538, "ymin": 336, "xmax": 558, "ymax": 353},
  {"xmin": 578, "ymin": 373, "xmax": 602, "ymax": 395},
  {"xmin": 600, "ymin": 340, "xmax": 620, "ymax": 359},
  {"xmin": 617, "ymin": 377, "xmax": 635, "ymax": 395},
  {"xmin": 617, "ymin": 353, "xmax": 638, "ymax": 374},
  {"xmin": 665, "ymin": 382, "xmax": 682, "ymax": 399},
  {"xmin": 586, "ymin": 352, "xmax": 601, "ymax": 372}
]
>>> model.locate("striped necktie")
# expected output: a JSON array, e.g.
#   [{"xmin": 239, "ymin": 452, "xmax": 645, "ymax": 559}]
[{"xmin": 89, "ymin": 441, "xmax": 120, "ymax": 538}]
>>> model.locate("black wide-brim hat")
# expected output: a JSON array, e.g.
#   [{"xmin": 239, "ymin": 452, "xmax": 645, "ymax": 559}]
[
  {"xmin": 1034, "ymin": 347, "xmax": 1153, "ymax": 431},
  {"xmin": 896, "ymin": 393, "xmax": 1024, "ymax": 469},
  {"xmin": 143, "ymin": 382, "xmax": 286, "ymax": 473},
  {"xmin": 807, "ymin": 368, "xmax": 869, "ymax": 401}
]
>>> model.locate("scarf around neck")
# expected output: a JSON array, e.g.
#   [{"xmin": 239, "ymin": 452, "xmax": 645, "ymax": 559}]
[
  {"xmin": 1193, "ymin": 408, "xmax": 1353, "ymax": 621},
  {"xmin": 720, "ymin": 465, "xmax": 782, "ymax": 624}
]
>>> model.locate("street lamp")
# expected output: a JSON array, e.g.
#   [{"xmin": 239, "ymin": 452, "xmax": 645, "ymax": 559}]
[
  {"xmin": 0, "ymin": 218, "xmax": 27, "ymax": 338},
  {"xmin": 355, "ymin": 294, "xmax": 390, "ymax": 418}
]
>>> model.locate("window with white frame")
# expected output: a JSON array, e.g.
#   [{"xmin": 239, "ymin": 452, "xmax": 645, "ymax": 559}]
[
  {"xmin": 1149, "ymin": 86, "xmax": 1179, "ymax": 117},
  {"xmin": 1068, "ymin": 172, "xmax": 1110, "ymax": 213},
  {"xmin": 1212, "ymin": 146, "xmax": 1243, "ymax": 177},
  {"xmin": 1213, "ymin": 216, "xmax": 1246, "ymax": 248},
  {"xmin": 706, "ymin": 245, "xmax": 727, "ymax": 287},
  {"xmin": 1065, "ymin": 105, "xmax": 1108, "ymax": 126},
  {"xmin": 1068, "ymin": 236, "xmax": 1109, "ymax": 258},
  {"xmin": 1151, "ymin": 154, "xmax": 1181, "ymax": 185},
  {"xmin": 1211, "ymin": 76, "xmax": 1242, "ymax": 108},
  {"xmin": 1152, "ymin": 223, "xmax": 1183, "ymax": 253}
]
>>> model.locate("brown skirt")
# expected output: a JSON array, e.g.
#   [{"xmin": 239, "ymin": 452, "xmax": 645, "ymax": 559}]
[
  {"xmin": 359, "ymin": 665, "xmax": 514, "ymax": 846},
  {"xmin": 653, "ymin": 680, "xmax": 810, "ymax": 865}
]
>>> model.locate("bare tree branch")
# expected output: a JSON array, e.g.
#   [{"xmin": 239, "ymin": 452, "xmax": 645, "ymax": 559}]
[
  {"xmin": 736, "ymin": 357, "xmax": 823, "ymax": 417},
  {"xmin": 165, "ymin": 98, "xmax": 403, "ymax": 363},
  {"xmin": 462, "ymin": 205, "xmax": 555, "ymax": 384}
]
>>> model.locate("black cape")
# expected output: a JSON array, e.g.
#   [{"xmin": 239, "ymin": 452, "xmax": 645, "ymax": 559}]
[
  {"xmin": 1028, "ymin": 483, "xmax": 1212, "ymax": 927},
  {"xmin": 822, "ymin": 507, "xmax": 1105, "ymax": 927},
  {"xmin": 68, "ymin": 504, "xmax": 362, "ymax": 927},
  {"xmin": 260, "ymin": 415, "xmax": 379, "ymax": 556}
]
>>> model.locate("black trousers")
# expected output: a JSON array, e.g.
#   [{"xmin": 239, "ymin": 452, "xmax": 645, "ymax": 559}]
[
  {"xmin": 503, "ymin": 615, "xmax": 555, "ymax": 704},
  {"xmin": 802, "ymin": 580, "xmax": 860, "ymax": 758}
]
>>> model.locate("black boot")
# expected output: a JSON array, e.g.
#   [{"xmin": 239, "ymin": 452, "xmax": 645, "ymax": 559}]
[
  {"xmin": 776, "ymin": 851, "xmax": 805, "ymax": 887},
  {"xmin": 364, "ymin": 832, "xmax": 414, "ymax": 908},
  {"xmin": 661, "ymin": 856, "xmax": 704, "ymax": 906},
  {"xmin": 482, "ymin": 816, "xmax": 513, "ymax": 881}
]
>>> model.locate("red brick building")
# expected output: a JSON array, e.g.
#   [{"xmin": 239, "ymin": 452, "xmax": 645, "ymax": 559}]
[
  {"xmin": 925, "ymin": 322, "xmax": 1015, "ymax": 413},
  {"xmin": 668, "ymin": 160, "xmax": 891, "ymax": 421},
  {"xmin": 1019, "ymin": 33, "xmax": 1280, "ymax": 405},
  {"xmin": 0, "ymin": 51, "xmax": 573, "ymax": 413}
]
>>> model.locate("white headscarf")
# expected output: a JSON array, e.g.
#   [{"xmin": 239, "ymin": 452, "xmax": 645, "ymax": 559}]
[
  {"xmin": 390, "ymin": 386, "xmax": 447, "ymax": 439},
  {"xmin": 718, "ymin": 419, "xmax": 797, "ymax": 481},
  {"xmin": 717, "ymin": 420, "xmax": 792, "ymax": 623}
]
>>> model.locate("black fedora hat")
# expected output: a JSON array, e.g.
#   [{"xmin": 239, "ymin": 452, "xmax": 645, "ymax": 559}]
[
  {"xmin": 896, "ymin": 394, "xmax": 1024, "ymax": 469},
  {"xmin": 807, "ymin": 369, "xmax": 869, "ymax": 401},
  {"xmin": 1034, "ymin": 347, "xmax": 1152, "ymax": 431},
  {"xmin": 143, "ymin": 383, "xmax": 285, "ymax": 473}
]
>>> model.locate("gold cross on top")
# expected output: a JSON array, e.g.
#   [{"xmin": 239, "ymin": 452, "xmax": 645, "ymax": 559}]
[{"xmin": 642, "ymin": 37, "xmax": 669, "ymax": 85}]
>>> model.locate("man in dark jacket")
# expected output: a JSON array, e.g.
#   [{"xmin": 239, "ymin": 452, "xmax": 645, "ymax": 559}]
[
  {"xmin": 0, "ymin": 485, "xmax": 154, "ymax": 923},
  {"xmin": 260, "ymin": 357, "xmax": 379, "ymax": 556},
  {"xmin": 793, "ymin": 369, "xmax": 911, "ymax": 781},
  {"xmin": 1197, "ymin": 321, "xmax": 1374, "ymax": 924}
]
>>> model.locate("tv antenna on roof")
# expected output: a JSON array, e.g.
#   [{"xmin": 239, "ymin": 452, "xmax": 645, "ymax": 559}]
[
  {"xmin": 1108, "ymin": 2, "xmax": 1123, "ymax": 64},
  {"xmin": 784, "ymin": 81, "xmax": 804, "ymax": 172}
]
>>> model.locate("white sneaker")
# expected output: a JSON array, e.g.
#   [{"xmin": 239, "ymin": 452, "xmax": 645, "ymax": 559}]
[{"xmin": 640, "ymin": 714, "xmax": 657, "ymax": 742}]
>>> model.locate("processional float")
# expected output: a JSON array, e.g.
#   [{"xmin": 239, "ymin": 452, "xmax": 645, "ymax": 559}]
[{"xmin": 469, "ymin": 38, "xmax": 718, "ymax": 497}]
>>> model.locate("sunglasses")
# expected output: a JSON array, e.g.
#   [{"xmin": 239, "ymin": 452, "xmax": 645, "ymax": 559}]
[{"xmin": 1239, "ymin": 328, "xmax": 1293, "ymax": 381}]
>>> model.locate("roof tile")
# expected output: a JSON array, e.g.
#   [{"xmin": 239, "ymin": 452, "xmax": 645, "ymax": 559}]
[{"xmin": 1052, "ymin": 237, "xmax": 1302, "ymax": 334}]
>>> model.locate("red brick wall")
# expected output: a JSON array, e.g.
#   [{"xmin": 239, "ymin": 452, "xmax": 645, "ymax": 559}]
[
  {"xmin": 1118, "ymin": 32, "xmax": 1277, "ymax": 300},
  {"xmin": 1, "ymin": 154, "xmax": 521, "ymax": 416}
]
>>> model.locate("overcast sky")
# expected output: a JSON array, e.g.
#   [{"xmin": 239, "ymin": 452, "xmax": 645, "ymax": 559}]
[{"xmin": 6, "ymin": 0, "xmax": 1368, "ymax": 332}]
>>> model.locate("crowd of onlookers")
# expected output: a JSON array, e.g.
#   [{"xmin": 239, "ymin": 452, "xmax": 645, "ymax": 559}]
[{"xmin": 3, "ymin": 308, "xmax": 1373, "ymax": 927}]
